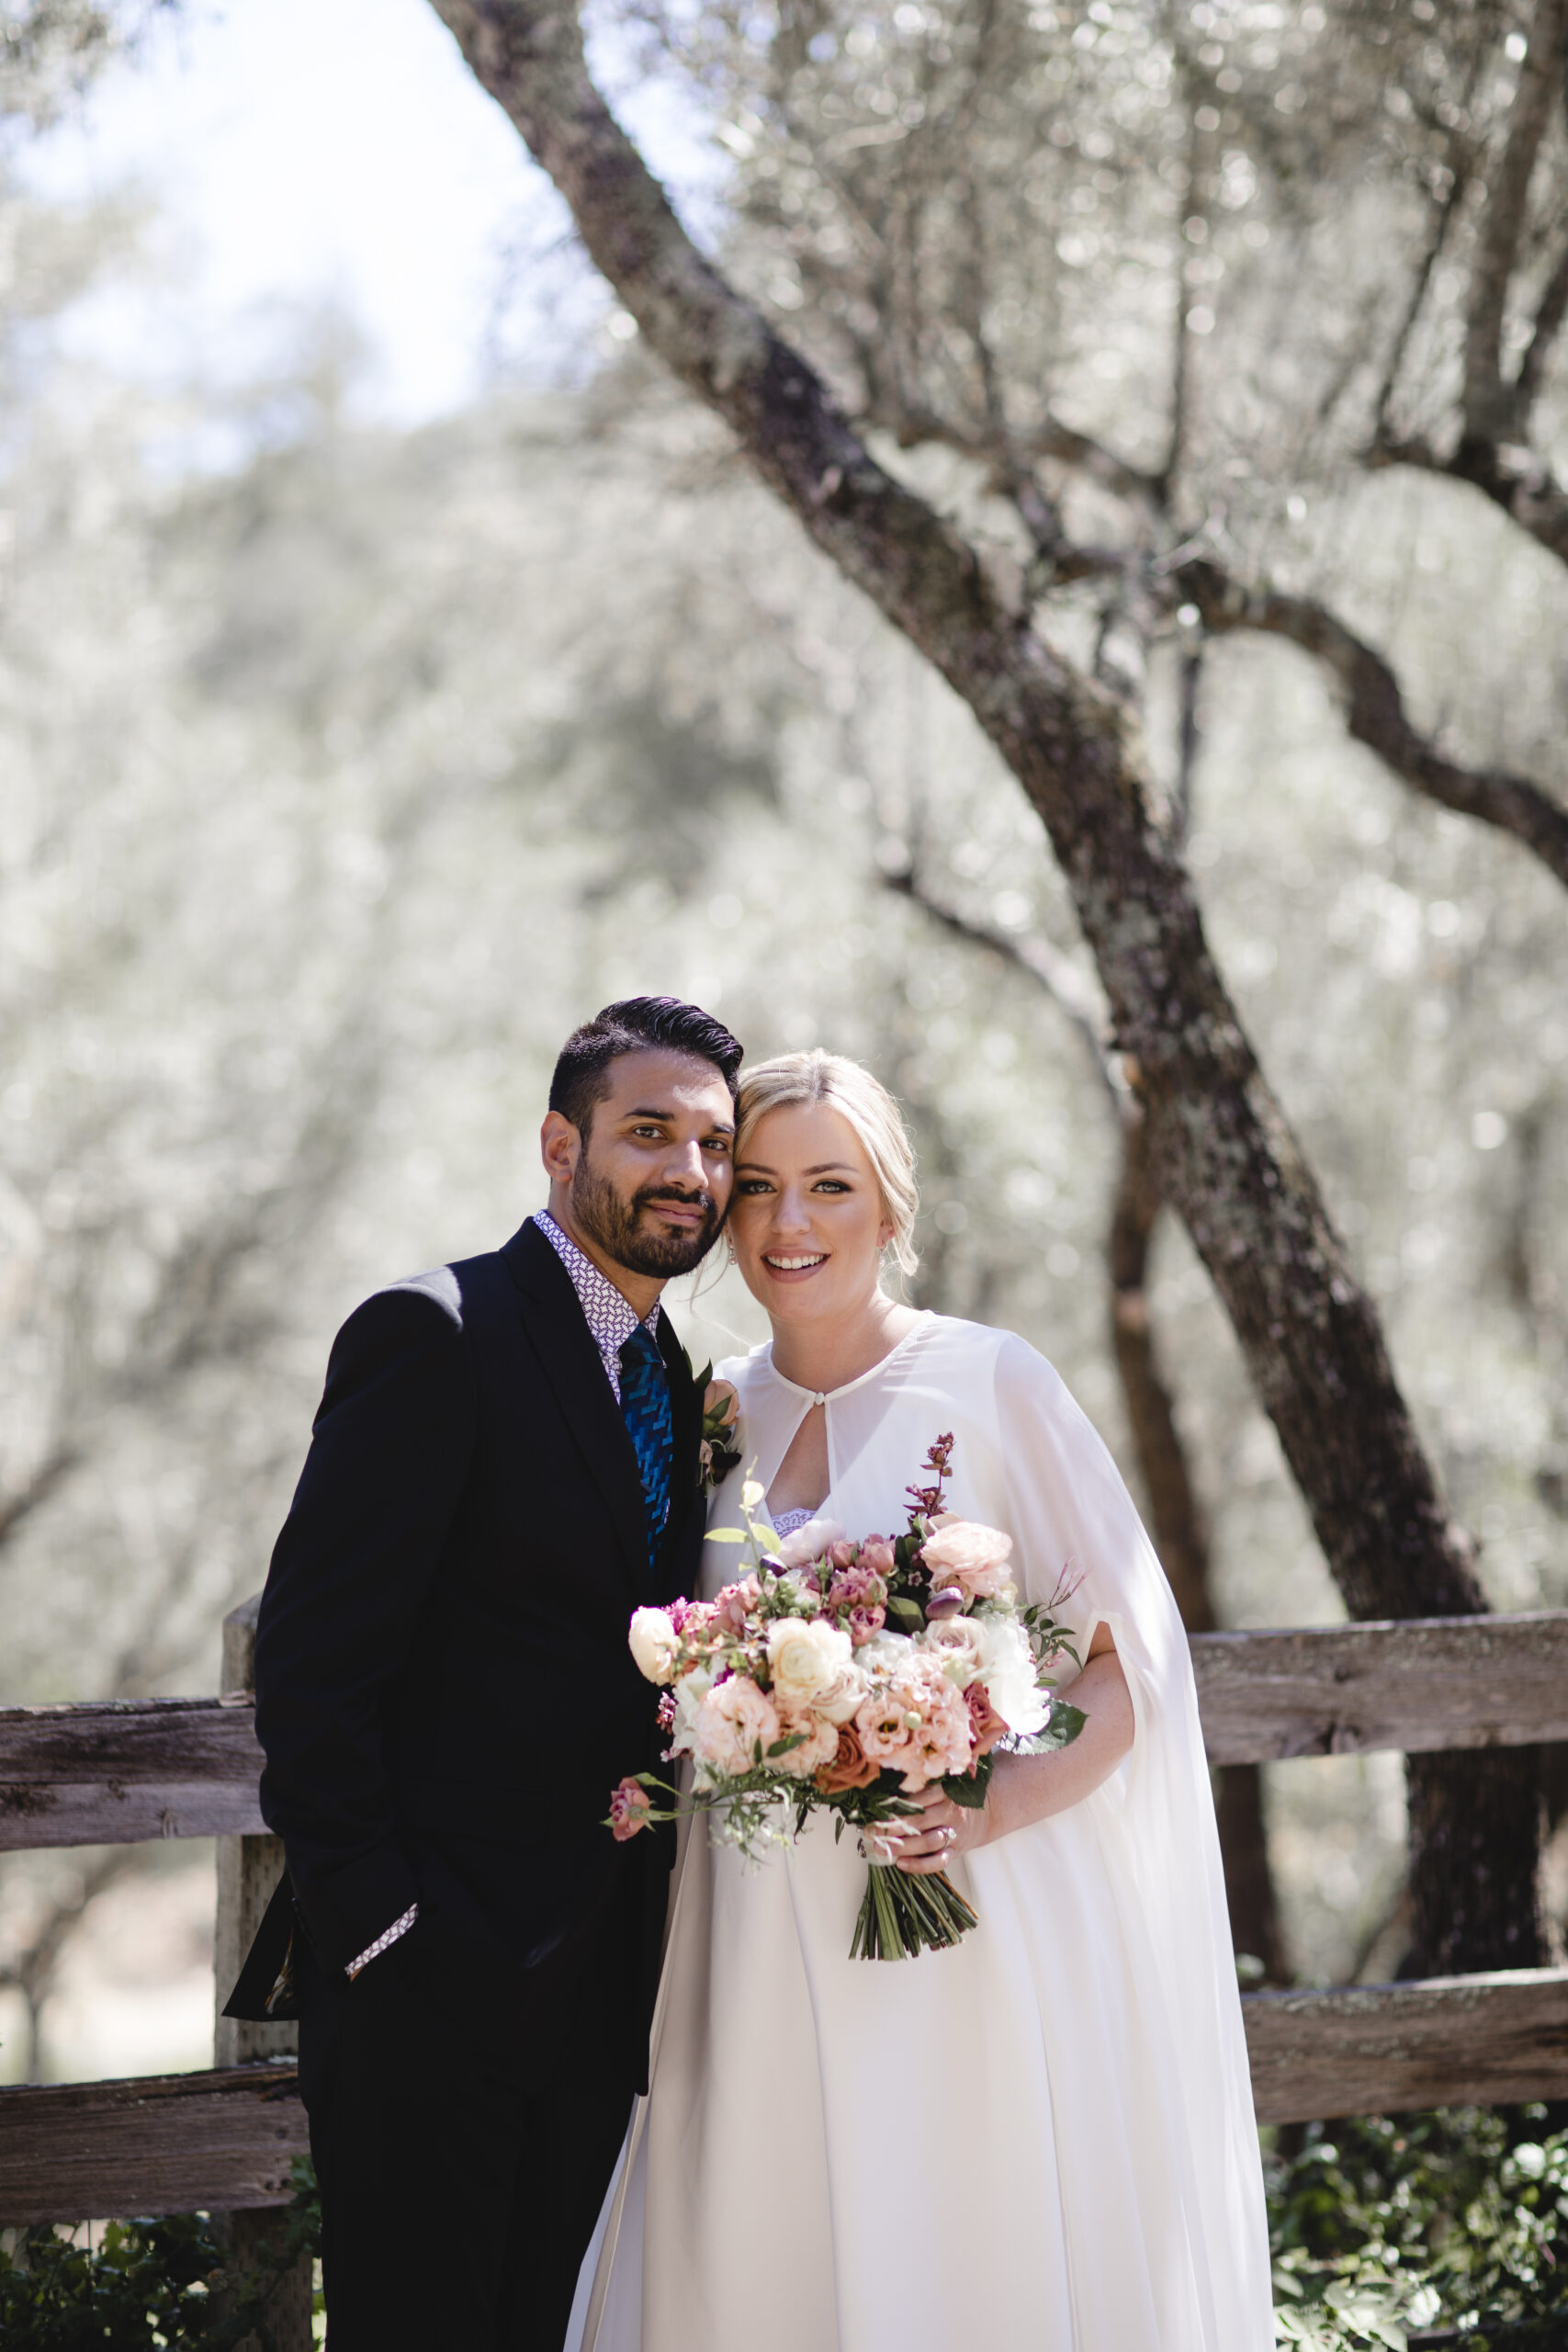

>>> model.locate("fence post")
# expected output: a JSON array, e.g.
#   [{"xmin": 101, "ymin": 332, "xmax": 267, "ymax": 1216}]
[{"xmin": 213, "ymin": 1593, "xmax": 313, "ymax": 2351}]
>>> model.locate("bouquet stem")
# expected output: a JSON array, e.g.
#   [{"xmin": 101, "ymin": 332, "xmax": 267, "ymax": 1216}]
[{"xmin": 850, "ymin": 1860, "xmax": 979, "ymax": 1961}]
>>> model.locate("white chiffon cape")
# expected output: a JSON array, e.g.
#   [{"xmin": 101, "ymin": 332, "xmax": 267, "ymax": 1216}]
[{"xmin": 572, "ymin": 1310, "xmax": 1274, "ymax": 2352}]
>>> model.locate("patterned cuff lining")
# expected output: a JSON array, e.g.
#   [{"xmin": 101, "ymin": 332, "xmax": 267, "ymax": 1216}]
[{"xmin": 345, "ymin": 1902, "xmax": 418, "ymax": 1978}]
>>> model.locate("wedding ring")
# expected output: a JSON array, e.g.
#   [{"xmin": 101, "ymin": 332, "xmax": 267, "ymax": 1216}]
[{"xmin": 942, "ymin": 1826, "xmax": 955, "ymax": 1847}]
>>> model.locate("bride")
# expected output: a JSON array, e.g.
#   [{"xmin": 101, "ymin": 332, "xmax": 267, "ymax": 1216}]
[{"xmin": 575, "ymin": 1049, "xmax": 1274, "ymax": 2352}]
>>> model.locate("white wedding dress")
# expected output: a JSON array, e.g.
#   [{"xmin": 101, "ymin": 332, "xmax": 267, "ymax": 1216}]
[{"xmin": 570, "ymin": 1311, "xmax": 1274, "ymax": 2352}]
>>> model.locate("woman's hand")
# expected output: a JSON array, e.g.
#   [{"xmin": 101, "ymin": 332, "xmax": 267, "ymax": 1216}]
[{"xmin": 869, "ymin": 1782, "xmax": 991, "ymax": 1874}]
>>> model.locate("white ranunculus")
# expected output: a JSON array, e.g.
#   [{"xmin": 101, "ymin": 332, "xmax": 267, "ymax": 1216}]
[
  {"xmin": 766, "ymin": 1615, "xmax": 853, "ymax": 1711},
  {"xmin": 628, "ymin": 1605, "xmax": 680, "ymax": 1683}
]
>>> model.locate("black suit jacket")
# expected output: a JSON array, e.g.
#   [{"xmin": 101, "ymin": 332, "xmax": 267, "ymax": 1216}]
[{"xmin": 226, "ymin": 1220, "xmax": 702, "ymax": 2049}]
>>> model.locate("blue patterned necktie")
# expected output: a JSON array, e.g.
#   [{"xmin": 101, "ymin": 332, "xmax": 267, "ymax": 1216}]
[{"xmin": 619, "ymin": 1324, "xmax": 673, "ymax": 1574}]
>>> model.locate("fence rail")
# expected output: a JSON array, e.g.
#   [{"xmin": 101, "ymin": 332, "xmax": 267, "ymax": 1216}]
[
  {"xmin": 3, "ymin": 1966, "xmax": 1566, "ymax": 2227},
  {"xmin": 1, "ymin": 1604, "xmax": 1564, "ymax": 2240},
  {"xmin": 5, "ymin": 1610, "xmax": 1566, "ymax": 1851}
]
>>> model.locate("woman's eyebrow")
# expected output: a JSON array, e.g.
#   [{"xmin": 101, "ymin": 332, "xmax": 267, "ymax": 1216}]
[{"xmin": 734, "ymin": 1160, "xmax": 857, "ymax": 1176}]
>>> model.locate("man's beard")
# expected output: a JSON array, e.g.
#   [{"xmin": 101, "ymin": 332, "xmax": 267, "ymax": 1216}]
[{"xmin": 570, "ymin": 1156, "xmax": 725, "ymax": 1279}]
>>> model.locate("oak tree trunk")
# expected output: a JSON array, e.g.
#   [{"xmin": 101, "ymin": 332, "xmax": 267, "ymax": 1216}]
[{"xmin": 1109, "ymin": 1107, "xmax": 1289, "ymax": 1984}]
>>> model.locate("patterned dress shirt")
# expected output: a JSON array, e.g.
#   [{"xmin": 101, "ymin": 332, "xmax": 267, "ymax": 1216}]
[{"xmin": 345, "ymin": 1211, "xmax": 663, "ymax": 1979}]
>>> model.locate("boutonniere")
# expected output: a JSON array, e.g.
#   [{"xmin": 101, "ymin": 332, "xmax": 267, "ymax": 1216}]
[{"xmin": 695, "ymin": 1363, "xmax": 742, "ymax": 1498}]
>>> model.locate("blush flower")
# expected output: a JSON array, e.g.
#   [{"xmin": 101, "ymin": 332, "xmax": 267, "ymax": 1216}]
[
  {"xmin": 919, "ymin": 1515, "xmax": 1015, "ymax": 1601},
  {"xmin": 608, "ymin": 1776, "xmax": 652, "ymax": 1841},
  {"xmin": 847, "ymin": 1603, "xmax": 886, "ymax": 1647},
  {"xmin": 771, "ymin": 1705, "xmax": 842, "ymax": 1779},
  {"xmin": 704, "ymin": 1377, "xmax": 740, "ymax": 1430},
  {"xmin": 965, "ymin": 1681, "xmax": 1010, "ymax": 1758},
  {"xmin": 693, "ymin": 1676, "xmax": 782, "ymax": 1777}
]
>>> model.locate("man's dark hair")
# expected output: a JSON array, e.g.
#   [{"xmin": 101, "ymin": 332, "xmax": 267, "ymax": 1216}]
[{"xmin": 549, "ymin": 996, "xmax": 743, "ymax": 1137}]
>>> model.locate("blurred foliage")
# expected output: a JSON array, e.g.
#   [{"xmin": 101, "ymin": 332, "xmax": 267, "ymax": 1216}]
[
  {"xmin": 1268, "ymin": 2109, "xmax": 1568, "ymax": 2348},
  {"xmin": 0, "ymin": 2157, "xmax": 321, "ymax": 2347}
]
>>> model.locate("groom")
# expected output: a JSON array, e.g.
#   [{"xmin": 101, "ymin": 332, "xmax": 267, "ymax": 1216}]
[{"xmin": 224, "ymin": 995, "xmax": 742, "ymax": 2350}]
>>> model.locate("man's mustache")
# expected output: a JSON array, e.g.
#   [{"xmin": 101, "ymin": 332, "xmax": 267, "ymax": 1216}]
[{"xmin": 634, "ymin": 1184, "xmax": 719, "ymax": 1216}]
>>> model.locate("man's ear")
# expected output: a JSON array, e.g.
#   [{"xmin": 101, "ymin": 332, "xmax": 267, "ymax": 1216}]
[{"xmin": 541, "ymin": 1109, "xmax": 581, "ymax": 1188}]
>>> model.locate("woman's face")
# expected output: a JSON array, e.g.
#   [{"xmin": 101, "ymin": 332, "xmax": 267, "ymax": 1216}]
[{"xmin": 729, "ymin": 1101, "xmax": 893, "ymax": 1335}]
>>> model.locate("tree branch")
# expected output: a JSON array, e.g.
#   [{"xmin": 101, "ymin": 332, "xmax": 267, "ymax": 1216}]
[
  {"xmin": 1461, "ymin": 0, "xmax": 1568, "ymax": 450},
  {"xmin": 1175, "ymin": 558, "xmax": 1568, "ymax": 891}
]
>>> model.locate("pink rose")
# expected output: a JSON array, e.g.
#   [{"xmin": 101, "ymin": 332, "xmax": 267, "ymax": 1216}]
[
  {"xmin": 608, "ymin": 1776, "xmax": 652, "ymax": 1842},
  {"xmin": 828, "ymin": 1539, "xmax": 858, "ymax": 1571},
  {"xmin": 919, "ymin": 1514, "xmax": 1015, "ymax": 1601},
  {"xmin": 965, "ymin": 1681, "xmax": 1010, "ymax": 1758},
  {"xmin": 859, "ymin": 1537, "xmax": 897, "ymax": 1577},
  {"xmin": 693, "ymin": 1675, "xmax": 782, "ymax": 1777},
  {"xmin": 848, "ymin": 1603, "xmax": 886, "ymax": 1646}
]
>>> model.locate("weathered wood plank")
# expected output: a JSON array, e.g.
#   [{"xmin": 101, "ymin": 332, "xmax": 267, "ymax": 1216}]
[
  {"xmin": 1244, "ymin": 1966, "xmax": 1568, "ymax": 2124},
  {"xmin": 1, "ymin": 1971, "xmax": 1563, "ymax": 2224},
  {"xmin": 3, "ymin": 1609, "xmax": 1564, "ymax": 1855},
  {"xmin": 1191, "ymin": 1611, "xmax": 1568, "ymax": 1765},
  {"xmin": 0, "ymin": 1697, "xmax": 266, "ymax": 1850},
  {"xmin": 0, "ymin": 2064, "xmax": 308, "ymax": 2228}
]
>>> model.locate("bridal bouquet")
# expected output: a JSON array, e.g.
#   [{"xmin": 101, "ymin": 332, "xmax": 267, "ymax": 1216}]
[{"xmin": 605, "ymin": 1435, "xmax": 1085, "ymax": 1961}]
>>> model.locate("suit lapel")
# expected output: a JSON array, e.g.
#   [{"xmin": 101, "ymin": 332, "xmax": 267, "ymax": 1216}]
[
  {"xmin": 657, "ymin": 1316, "xmax": 702, "ymax": 1585},
  {"xmin": 502, "ymin": 1221, "xmax": 649, "ymax": 1589}
]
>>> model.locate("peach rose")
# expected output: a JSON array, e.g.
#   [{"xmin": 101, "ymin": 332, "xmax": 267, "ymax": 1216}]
[
  {"xmin": 693, "ymin": 1675, "xmax": 782, "ymax": 1777},
  {"xmin": 919, "ymin": 1514, "xmax": 1015, "ymax": 1601},
  {"xmin": 814, "ymin": 1723, "xmax": 883, "ymax": 1795}
]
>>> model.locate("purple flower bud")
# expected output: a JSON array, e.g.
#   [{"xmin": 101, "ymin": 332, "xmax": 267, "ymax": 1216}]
[{"xmin": 925, "ymin": 1585, "xmax": 964, "ymax": 1620}]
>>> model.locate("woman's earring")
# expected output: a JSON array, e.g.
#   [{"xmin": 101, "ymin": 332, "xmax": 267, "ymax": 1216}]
[{"xmin": 726, "ymin": 1234, "xmax": 738, "ymax": 1266}]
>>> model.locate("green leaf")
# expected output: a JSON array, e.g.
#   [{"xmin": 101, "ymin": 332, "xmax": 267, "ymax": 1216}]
[
  {"xmin": 766, "ymin": 1731, "xmax": 807, "ymax": 1758},
  {"xmin": 706, "ymin": 1525, "xmax": 748, "ymax": 1543},
  {"xmin": 945, "ymin": 1755, "xmax": 994, "ymax": 1808},
  {"xmin": 885, "ymin": 1594, "xmax": 925, "ymax": 1633}
]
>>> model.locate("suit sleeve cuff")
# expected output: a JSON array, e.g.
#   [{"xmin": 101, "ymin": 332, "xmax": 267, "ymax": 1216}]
[{"xmin": 345, "ymin": 1902, "xmax": 419, "ymax": 1977}]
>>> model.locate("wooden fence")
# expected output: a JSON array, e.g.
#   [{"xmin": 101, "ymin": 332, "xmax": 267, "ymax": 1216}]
[{"xmin": 1, "ymin": 1600, "xmax": 1566, "ymax": 2337}]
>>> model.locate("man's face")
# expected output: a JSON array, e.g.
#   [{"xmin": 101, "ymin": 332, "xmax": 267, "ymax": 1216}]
[{"xmin": 556, "ymin": 1048, "xmax": 736, "ymax": 1280}]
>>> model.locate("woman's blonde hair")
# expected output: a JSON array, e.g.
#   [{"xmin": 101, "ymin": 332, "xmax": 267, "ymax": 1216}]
[{"xmin": 735, "ymin": 1051, "xmax": 919, "ymax": 1277}]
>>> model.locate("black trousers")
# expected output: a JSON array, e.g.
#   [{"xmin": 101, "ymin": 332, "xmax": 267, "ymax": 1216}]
[{"xmin": 299, "ymin": 1903, "xmax": 639, "ymax": 2352}]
